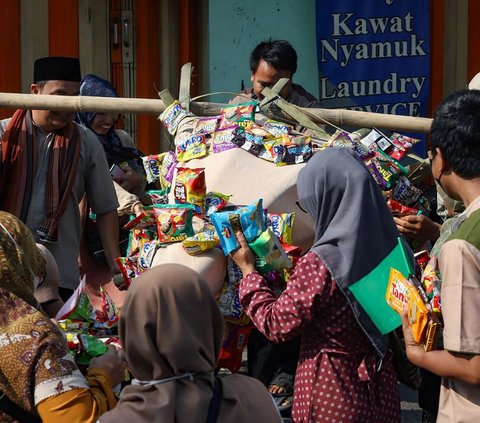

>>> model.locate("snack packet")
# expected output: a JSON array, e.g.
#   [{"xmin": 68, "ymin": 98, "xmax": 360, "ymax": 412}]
[
  {"xmin": 220, "ymin": 102, "xmax": 256, "ymax": 128},
  {"xmin": 159, "ymin": 100, "xmax": 188, "ymax": 135},
  {"xmin": 211, "ymin": 125, "xmax": 239, "ymax": 153},
  {"xmin": 152, "ymin": 204, "xmax": 195, "ymax": 244},
  {"xmin": 393, "ymin": 176, "xmax": 423, "ymax": 206},
  {"xmin": 182, "ymin": 232, "xmax": 219, "ymax": 256},
  {"xmin": 266, "ymin": 212, "xmax": 295, "ymax": 245},
  {"xmin": 217, "ymin": 282, "xmax": 250, "ymax": 326},
  {"xmin": 194, "ymin": 116, "xmax": 220, "ymax": 135},
  {"xmin": 175, "ymin": 133, "xmax": 207, "ymax": 162},
  {"xmin": 218, "ymin": 323, "xmax": 253, "ymax": 372},
  {"xmin": 248, "ymin": 228, "xmax": 293, "ymax": 273},
  {"xmin": 263, "ymin": 119, "xmax": 292, "ymax": 137},
  {"xmin": 115, "ymin": 256, "xmax": 138, "ymax": 289},
  {"xmin": 142, "ymin": 154, "xmax": 163, "ymax": 184},
  {"xmin": 174, "ymin": 167, "xmax": 206, "ymax": 215},
  {"xmin": 387, "ymin": 199, "xmax": 419, "ymax": 217},
  {"xmin": 159, "ymin": 151, "xmax": 177, "ymax": 188},
  {"xmin": 142, "ymin": 189, "xmax": 169, "ymax": 206},
  {"xmin": 55, "ymin": 277, "xmax": 96, "ymax": 322},
  {"xmin": 137, "ymin": 240, "xmax": 160, "ymax": 272},
  {"xmin": 204, "ymin": 191, "xmax": 231, "ymax": 216},
  {"xmin": 126, "ymin": 227, "xmax": 156, "ymax": 257},
  {"xmin": 210, "ymin": 200, "xmax": 265, "ymax": 255}
]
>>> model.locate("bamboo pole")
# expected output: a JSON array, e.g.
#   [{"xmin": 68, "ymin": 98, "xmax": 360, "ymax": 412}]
[{"xmin": 0, "ymin": 92, "xmax": 433, "ymax": 133}]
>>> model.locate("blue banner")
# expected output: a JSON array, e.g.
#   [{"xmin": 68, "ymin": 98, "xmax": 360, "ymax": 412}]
[{"xmin": 316, "ymin": 0, "xmax": 430, "ymax": 152}]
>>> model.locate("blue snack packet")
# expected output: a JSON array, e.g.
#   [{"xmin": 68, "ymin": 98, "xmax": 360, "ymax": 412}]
[{"xmin": 210, "ymin": 199, "xmax": 265, "ymax": 255}]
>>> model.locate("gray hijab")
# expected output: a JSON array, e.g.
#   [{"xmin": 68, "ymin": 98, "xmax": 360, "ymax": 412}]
[{"xmin": 297, "ymin": 148, "xmax": 400, "ymax": 356}]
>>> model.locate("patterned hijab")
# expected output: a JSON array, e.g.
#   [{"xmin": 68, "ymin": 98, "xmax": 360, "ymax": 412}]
[
  {"xmin": 297, "ymin": 148, "xmax": 400, "ymax": 356},
  {"xmin": 101, "ymin": 264, "xmax": 280, "ymax": 423},
  {"xmin": 0, "ymin": 212, "xmax": 87, "ymax": 418},
  {"xmin": 77, "ymin": 74, "xmax": 142, "ymax": 166}
]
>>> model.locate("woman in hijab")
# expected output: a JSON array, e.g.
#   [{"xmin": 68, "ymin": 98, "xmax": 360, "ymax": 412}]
[
  {"xmin": 100, "ymin": 263, "xmax": 281, "ymax": 423},
  {"xmin": 231, "ymin": 148, "xmax": 401, "ymax": 422},
  {"xmin": 0, "ymin": 211, "xmax": 124, "ymax": 422}
]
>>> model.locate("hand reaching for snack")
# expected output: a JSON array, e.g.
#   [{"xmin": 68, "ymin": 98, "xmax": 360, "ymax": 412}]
[
  {"xmin": 394, "ymin": 214, "xmax": 441, "ymax": 243},
  {"xmin": 400, "ymin": 307, "xmax": 425, "ymax": 366},
  {"xmin": 230, "ymin": 231, "xmax": 256, "ymax": 276},
  {"xmin": 89, "ymin": 345, "xmax": 126, "ymax": 387}
]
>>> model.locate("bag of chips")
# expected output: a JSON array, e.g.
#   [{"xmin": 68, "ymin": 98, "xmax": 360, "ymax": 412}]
[
  {"xmin": 174, "ymin": 167, "xmax": 206, "ymax": 215},
  {"xmin": 152, "ymin": 204, "xmax": 195, "ymax": 244}
]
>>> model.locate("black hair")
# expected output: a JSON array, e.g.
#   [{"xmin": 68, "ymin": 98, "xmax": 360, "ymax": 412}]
[
  {"xmin": 249, "ymin": 39, "xmax": 297, "ymax": 75},
  {"xmin": 430, "ymin": 89, "xmax": 480, "ymax": 179}
]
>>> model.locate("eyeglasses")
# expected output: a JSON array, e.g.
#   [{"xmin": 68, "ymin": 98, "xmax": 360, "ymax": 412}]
[{"xmin": 295, "ymin": 200, "xmax": 308, "ymax": 214}]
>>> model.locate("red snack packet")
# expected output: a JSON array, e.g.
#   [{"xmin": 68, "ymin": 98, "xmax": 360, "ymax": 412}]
[
  {"xmin": 218, "ymin": 323, "xmax": 254, "ymax": 373},
  {"xmin": 115, "ymin": 257, "xmax": 138, "ymax": 290},
  {"xmin": 387, "ymin": 198, "xmax": 419, "ymax": 216},
  {"xmin": 174, "ymin": 167, "xmax": 206, "ymax": 215}
]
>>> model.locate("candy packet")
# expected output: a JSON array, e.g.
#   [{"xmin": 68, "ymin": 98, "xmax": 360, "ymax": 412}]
[
  {"xmin": 204, "ymin": 191, "xmax": 231, "ymax": 216},
  {"xmin": 210, "ymin": 200, "xmax": 265, "ymax": 255},
  {"xmin": 218, "ymin": 323, "xmax": 253, "ymax": 373},
  {"xmin": 142, "ymin": 189, "xmax": 170, "ymax": 206},
  {"xmin": 137, "ymin": 240, "xmax": 160, "ymax": 272},
  {"xmin": 194, "ymin": 116, "xmax": 220, "ymax": 135},
  {"xmin": 387, "ymin": 199, "xmax": 419, "ymax": 217},
  {"xmin": 152, "ymin": 204, "xmax": 195, "ymax": 244},
  {"xmin": 393, "ymin": 176, "xmax": 423, "ymax": 206},
  {"xmin": 211, "ymin": 125, "xmax": 239, "ymax": 153},
  {"xmin": 263, "ymin": 119, "xmax": 292, "ymax": 137},
  {"xmin": 175, "ymin": 133, "xmax": 207, "ymax": 162},
  {"xmin": 266, "ymin": 212, "xmax": 295, "ymax": 245},
  {"xmin": 220, "ymin": 102, "xmax": 256, "ymax": 128},
  {"xmin": 159, "ymin": 100, "xmax": 188, "ymax": 135},
  {"xmin": 159, "ymin": 151, "xmax": 178, "ymax": 189},
  {"xmin": 174, "ymin": 167, "xmax": 206, "ymax": 215},
  {"xmin": 115, "ymin": 256, "xmax": 139, "ymax": 290},
  {"xmin": 142, "ymin": 154, "xmax": 163, "ymax": 184},
  {"xmin": 248, "ymin": 228, "xmax": 293, "ymax": 274},
  {"xmin": 217, "ymin": 282, "xmax": 251, "ymax": 326},
  {"xmin": 182, "ymin": 231, "xmax": 219, "ymax": 256},
  {"xmin": 126, "ymin": 227, "xmax": 156, "ymax": 257},
  {"xmin": 281, "ymin": 135, "xmax": 313, "ymax": 165}
]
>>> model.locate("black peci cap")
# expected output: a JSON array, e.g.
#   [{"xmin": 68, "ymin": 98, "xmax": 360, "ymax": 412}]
[{"xmin": 33, "ymin": 56, "xmax": 81, "ymax": 83}]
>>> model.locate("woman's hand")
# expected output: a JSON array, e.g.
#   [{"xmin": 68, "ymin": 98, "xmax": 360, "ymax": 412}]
[
  {"xmin": 400, "ymin": 307, "xmax": 425, "ymax": 367},
  {"xmin": 115, "ymin": 165, "xmax": 145, "ymax": 193},
  {"xmin": 230, "ymin": 231, "xmax": 256, "ymax": 276},
  {"xmin": 89, "ymin": 345, "xmax": 126, "ymax": 387}
]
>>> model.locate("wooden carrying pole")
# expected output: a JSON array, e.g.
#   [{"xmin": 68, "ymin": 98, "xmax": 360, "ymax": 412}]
[{"xmin": 0, "ymin": 92, "xmax": 432, "ymax": 133}]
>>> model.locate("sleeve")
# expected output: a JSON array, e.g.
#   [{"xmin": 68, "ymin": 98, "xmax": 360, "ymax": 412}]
[
  {"xmin": 239, "ymin": 252, "xmax": 332, "ymax": 343},
  {"xmin": 113, "ymin": 181, "xmax": 140, "ymax": 216},
  {"xmin": 36, "ymin": 368, "xmax": 117, "ymax": 423},
  {"xmin": 439, "ymin": 239, "xmax": 480, "ymax": 354},
  {"xmin": 81, "ymin": 127, "xmax": 119, "ymax": 215}
]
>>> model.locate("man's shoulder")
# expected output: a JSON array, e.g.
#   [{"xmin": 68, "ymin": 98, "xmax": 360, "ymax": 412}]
[
  {"xmin": 447, "ymin": 208, "xmax": 480, "ymax": 250},
  {"xmin": 288, "ymin": 84, "xmax": 321, "ymax": 108}
]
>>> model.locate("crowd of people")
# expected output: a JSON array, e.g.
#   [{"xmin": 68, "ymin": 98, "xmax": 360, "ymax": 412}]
[{"xmin": 0, "ymin": 39, "xmax": 479, "ymax": 422}]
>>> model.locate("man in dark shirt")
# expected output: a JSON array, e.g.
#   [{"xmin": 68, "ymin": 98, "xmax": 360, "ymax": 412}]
[{"xmin": 231, "ymin": 39, "xmax": 321, "ymax": 108}]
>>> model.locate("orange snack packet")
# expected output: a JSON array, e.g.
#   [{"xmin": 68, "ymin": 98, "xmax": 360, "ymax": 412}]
[{"xmin": 385, "ymin": 268, "xmax": 410, "ymax": 313}]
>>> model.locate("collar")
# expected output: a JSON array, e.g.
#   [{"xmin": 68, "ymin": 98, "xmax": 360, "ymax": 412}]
[
  {"xmin": 131, "ymin": 372, "xmax": 196, "ymax": 386},
  {"xmin": 465, "ymin": 195, "xmax": 480, "ymax": 217}
]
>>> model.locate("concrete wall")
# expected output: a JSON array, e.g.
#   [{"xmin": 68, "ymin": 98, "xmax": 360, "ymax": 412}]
[{"xmin": 208, "ymin": 0, "xmax": 319, "ymax": 102}]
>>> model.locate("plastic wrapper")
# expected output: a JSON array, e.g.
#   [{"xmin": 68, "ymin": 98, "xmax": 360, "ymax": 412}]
[
  {"xmin": 174, "ymin": 167, "xmax": 206, "ymax": 215},
  {"xmin": 159, "ymin": 100, "xmax": 188, "ymax": 135},
  {"xmin": 159, "ymin": 151, "xmax": 177, "ymax": 188},
  {"xmin": 220, "ymin": 102, "xmax": 256, "ymax": 128},
  {"xmin": 142, "ymin": 154, "xmax": 163, "ymax": 184},
  {"xmin": 266, "ymin": 212, "xmax": 295, "ymax": 245},
  {"xmin": 127, "ymin": 227, "xmax": 156, "ymax": 257},
  {"xmin": 115, "ymin": 256, "xmax": 138, "ymax": 290},
  {"xmin": 194, "ymin": 116, "xmax": 220, "ymax": 135},
  {"xmin": 210, "ymin": 199, "xmax": 265, "ymax": 255},
  {"xmin": 393, "ymin": 176, "xmax": 423, "ymax": 206},
  {"xmin": 248, "ymin": 228, "xmax": 293, "ymax": 274},
  {"xmin": 152, "ymin": 204, "xmax": 195, "ymax": 244},
  {"xmin": 137, "ymin": 240, "xmax": 160, "ymax": 272},
  {"xmin": 204, "ymin": 191, "xmax": 231, "ymax": 216},
  {"xmin": 182, "ymin": 231, "xmax": 219, "ymax": 256},
  {"xmin": 143, "ymin": 189, "xmax": 170, "ymax": 206},
  {"xmin": 259, "ymin": 138, "xmax": 284, "ymax": 164},
  {"xmin": 211, "ymin": 125, "xmax": 239, "ymax": 153},
  {"xmin": 281, "ymin": 136, "xmax": 313, "ymax": 165},
  {"xmin": 387, "ymin": 199, "xmax": 419, "ymax": 217},
  {"xmin": 175, "ymin": 133, "xmax": 207, "ymax": 162},
  {"xmin": 217, "ymin": 282, "xmax": 250, "ymax": 326},
  {"xmin": 263, "ymin": 119, "xmax": 292, "ymax": 137},
  {"xmin": 218, "ymin": 323, "xmax": 253, "ymax": 373},
  {"xmin": 227, "ymin": 257, "xmax": 243, "ymax": 284}
]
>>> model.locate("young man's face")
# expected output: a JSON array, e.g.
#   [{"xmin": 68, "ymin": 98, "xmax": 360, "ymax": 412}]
[
  {"xmin": 251, "ymin": 59, "xmax": 292, "ymax": 100},
  {"xmin": 30, "ymin": 80, "xmax": 80, "ymax": 132}
]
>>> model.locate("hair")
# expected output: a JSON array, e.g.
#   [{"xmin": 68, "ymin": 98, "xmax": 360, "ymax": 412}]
[
  {"xmin": 35, "ymin": 81, "xmax": 47, "ymax": 89},
  {"xmin": 249, "ymin": 39, "xmax": 297, "ymax": 75},
  {"xmin": 430, "ymin": 89, "xmax": 480, "ymax": 179}
]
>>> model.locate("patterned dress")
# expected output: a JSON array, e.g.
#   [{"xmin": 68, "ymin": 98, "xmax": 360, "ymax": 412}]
[{"xmin": 240, "ymin": 252, "xmax": 400, "ymax": 423}]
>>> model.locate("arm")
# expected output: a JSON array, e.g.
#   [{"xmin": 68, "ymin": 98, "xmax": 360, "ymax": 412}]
[
  {"xmin": 231, "ymin": 232, "xmax": 328, "ymax": 343},
  {"xmin": 401, "ymin": 310, "xmax": 480, "ymax": 384},
  {"xmin": 113, "ymin": 180, "xmax": 143, "ymax": 216},
  {"xmin": 394, "ymin": 214, "xmax": 441, "ymax": 243},
  {"xmin": 96, "ymin": 211, "xmax": 121, "ymax": 273}
]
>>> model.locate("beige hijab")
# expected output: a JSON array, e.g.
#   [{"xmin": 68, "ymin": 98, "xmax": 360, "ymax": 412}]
[{"xmin": 100, "ymin": 264, "xmax": 280, "ymax": 423}]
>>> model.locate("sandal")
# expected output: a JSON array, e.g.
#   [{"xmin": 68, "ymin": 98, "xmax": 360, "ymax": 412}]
[{"xmin": 268, "ymin": 372, "xmax": 294, "ymax": 414}]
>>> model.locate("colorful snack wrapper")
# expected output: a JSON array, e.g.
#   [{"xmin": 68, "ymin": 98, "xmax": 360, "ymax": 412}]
[
  {"xmin": 218, "ymin": 323, "xmax": 254, "ymax": 372},
  {"xmin": 220, "ymin": 102, "xmax": 256, "ymax": 127},
  {"xmin": 259, "ymin": 138, "xmax": 284, "ymax": 164},
  {"xmin": 248, "ymin": 228, "xmax": 293, "ymax": 274},
  {"xmin": 210, "ymin": 200, "xmax": 265, "ymax": 255},
  {"xmin": 263, "ymin": 119, "xmax": 292, "ymax": 137},
  {"xmin": 159, "ymin": 100, "xmax": 188, "ymax": 135},
  {"xmin": 385, "ymin": 268, "xmax": 411, "ymax": 313},
  {"xmin": 281, "ymin": 136, "xmax": 312, "ymax": 165},
  {"xmin": 115, "ymin": 256, "xmax": 138, "ymax": 289},
  {"xmin": 182, "ymin": 231, "xmax": 219, "ymax": 256},
  {"xmin": 217, "ymin": 282, "xmax": 251, "ymax": 326},
  {"xmin": 175, "ymin": 133, "xmax": 207, "ymax": 162},
  {"xmin": 211, "ymin": 125, "xmax": 239, "ymax": 153},
  {"xmin": 159, "ymin": 151, "xmax": 177, "ymax": 188},
  {"xmin": 232, "ymin": 130, "xmax": 266, "ymax": 157},
  {"xmin": 227, "ymin": 256, "xmax": 243, "ymax": 284},
  {"xmin": 204, "ymin": 191, "xmax": 231, "ymax": 216},
  {"xmin": 127, "ymin": 227, "xmax": 156, "ymax": 257},
  {"xmin": 142, "ymin": 154, "xmax": 162, "ymax": 184},
  {"xmin": 393, "ymin": 176, "xmax": 423, "ymax": 206},
  {"xmin": 137, "ymin": 240, "xmax": 160, "ymax": 272},
  {"xmin": 143, "ymin": 189, "xmax": 169, "ymax": 206},
  {"xmin": 194, "ymin": 116, "xmax": 220, "ymax": 135},
  {"xmin": 267, "ymin": 212, "xmax": 295, "ymax": 245},
  {"xmin": 152, "ymin": 204, "xmax": 195, "ymax": 244},
  {"xmin": 387, "ymin": 199, "xmax": 419, "ymax": 217},
  {"xmin": 174, "ymin": 167, "xmax": 206, "ymax": 215}
]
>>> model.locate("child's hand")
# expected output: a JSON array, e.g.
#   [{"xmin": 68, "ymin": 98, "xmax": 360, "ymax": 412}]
[
  {"xmin": 230, "ymin": 231, "xmax": 256, "ymax": 276},
  {"xmin": 400, "ymin": 307, "xmax": 424, "ymax": 366}
]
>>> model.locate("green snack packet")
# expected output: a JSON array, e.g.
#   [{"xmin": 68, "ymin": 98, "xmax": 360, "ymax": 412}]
[
  {"xmin": 248, "ymin": 228, "xmax": 293, "ymax": 274},
  {"xmin": 79, "ymin": 333, "xmax": 108, "ymax": 357}
]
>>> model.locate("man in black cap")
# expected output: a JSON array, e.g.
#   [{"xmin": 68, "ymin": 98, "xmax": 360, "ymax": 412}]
[{"xmin": 0, "ymin": 56, "xmax": 121, "ymax": 300}]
